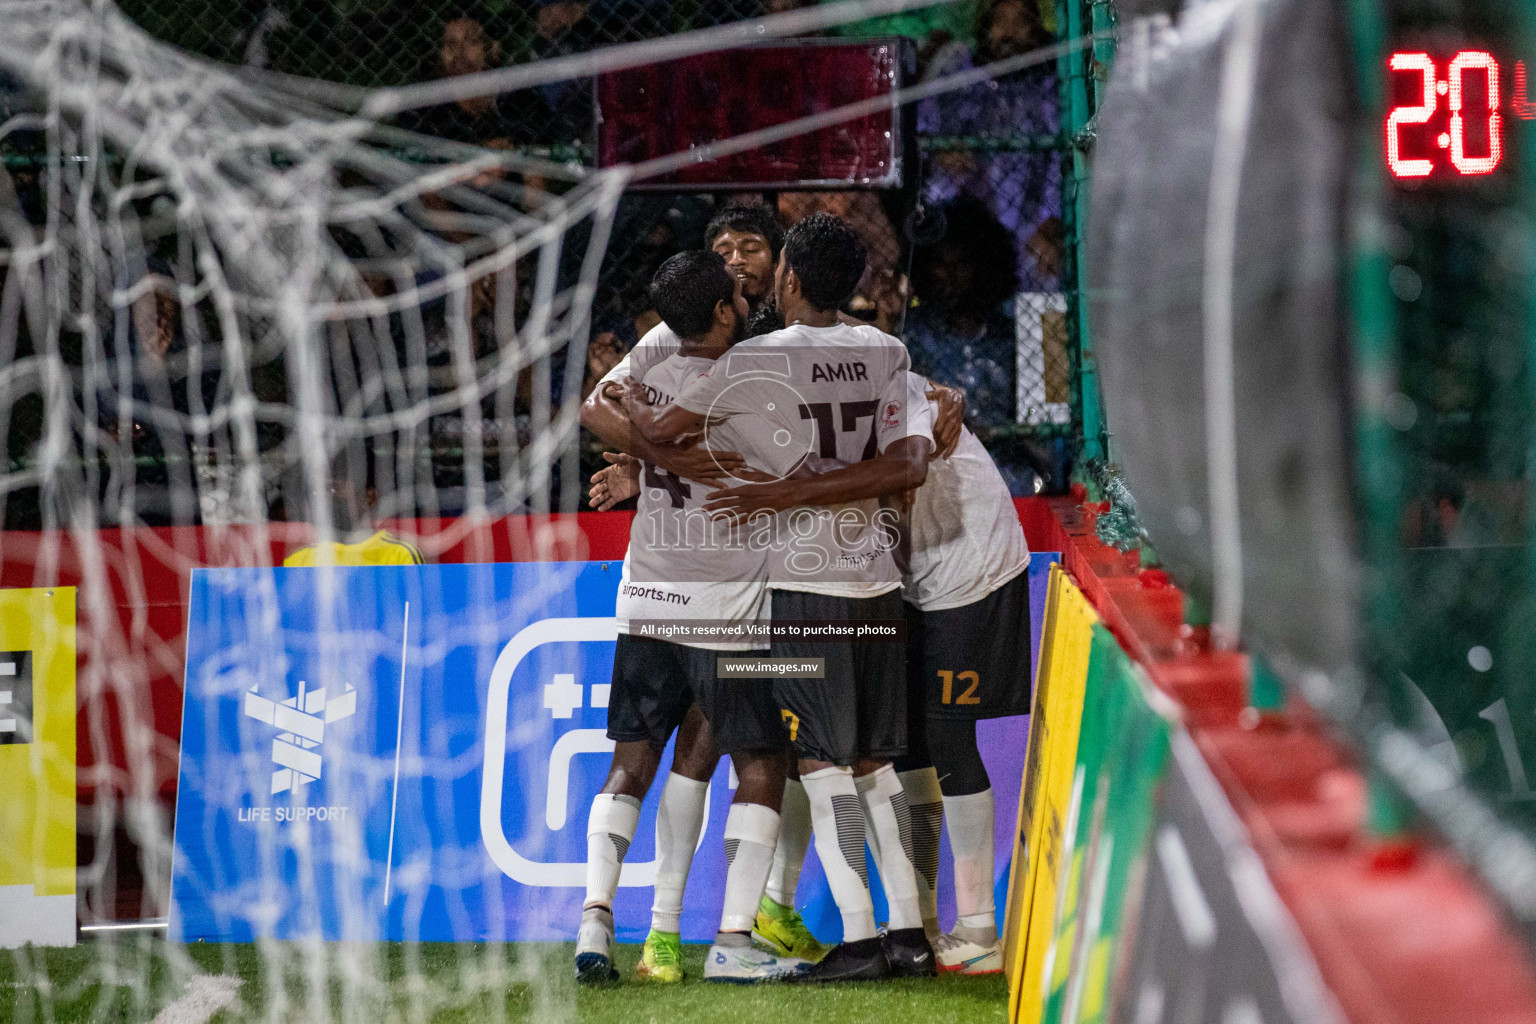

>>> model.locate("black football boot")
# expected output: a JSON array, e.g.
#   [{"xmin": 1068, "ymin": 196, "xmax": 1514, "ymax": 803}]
[
  {"xmin": 794, "ymin": 937, "xmax": 891, "ymax": 982},
  {"xmin": 882, "ymin": 927, "xmax": 937, "ymax": 978}
]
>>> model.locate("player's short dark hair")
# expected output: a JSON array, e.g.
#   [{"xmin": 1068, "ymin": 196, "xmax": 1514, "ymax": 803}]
[
  {"xmin": 782, "ymin": 212, "xmax": 866, "ymax": 312},
  {"xmin": 650, "ymin": 250, "xmax": 737, "ymax": 339},
  {"xmin": 704, "ymin": 204, "xmax": 784, "ymax": 261}
]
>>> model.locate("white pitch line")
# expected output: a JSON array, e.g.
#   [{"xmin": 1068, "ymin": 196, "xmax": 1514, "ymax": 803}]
[
  {"xmin": 383, "ymin": 600, "xmax": 410, "ymax": 905},
  {"xmin": 1156, "ymin": 825, "xmax": 1216, "ymax": 949},
  {"xmin": 151, "ymin": 975, "xmax": 243, "ymax": 1024}
]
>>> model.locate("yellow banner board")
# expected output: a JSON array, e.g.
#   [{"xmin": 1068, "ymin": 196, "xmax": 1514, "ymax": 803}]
[
  {"xmin": 0, "ymin": 587, "xmax": 76, "ymax": 947},
  {"xmin": 1004, "ymin": 565, "xmax": 1097, "ymax": 1024}
]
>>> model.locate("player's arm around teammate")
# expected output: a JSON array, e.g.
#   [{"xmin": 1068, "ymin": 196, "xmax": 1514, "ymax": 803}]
[
  {"xmin": 578, "ymin": 252, "xmax": 809, "ymax": 986},
  {"xmin": 582, "ymin": 381, "xmax": 744, "ymax": 485},
  {"xmin": 697, "ymin": 377, "xmax": 966, "ymax": 520},
  {"xmin": 579, "ymin": 204, "xmax": 784, "ymax": 483}
]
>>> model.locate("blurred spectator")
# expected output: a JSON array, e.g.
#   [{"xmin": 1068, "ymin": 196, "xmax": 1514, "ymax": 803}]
[
  {"xmin": 530, "ymin": 0, "xmax": 674, "ymax": 138},
  {"xmin": 282, "ymin": 454, "xmax": 425, "ymax": 566},
  {"xmin": 918, "ymin": 0, "xmax": 1060, "ymax": 291},
  {"xmin": 529, "ymin": 2, "xmax": 595, "ymax": 139},
  {"xmin": 904, "ymin": 197, "xmax": 1020, "ymax": 430},
  {"xmin": 777, "ymin": 191, "xmax": 902, "ymax": 326},
  {"xmin": 97, "ymin": 250, "xmax": 218, "ymax": 524},
  {"xmin": 1025, "ymin": 214, "xmax": 1065, "ymax": 292},
  {"xmin": 401, "ymin": 9, "xmax": 556, "ymax": 148},
  {"xmin": 534, "ymin": 0, "xmax": 673, "ymax": 44},
  {"xmin": 102, "ymin": 250, "xmax": 206, "ymax": 427}
]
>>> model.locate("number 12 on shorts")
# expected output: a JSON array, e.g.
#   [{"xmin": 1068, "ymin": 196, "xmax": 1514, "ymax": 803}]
[{"xmin": 939, "ymin": 670, "xmax": 980, "ymax": 705}]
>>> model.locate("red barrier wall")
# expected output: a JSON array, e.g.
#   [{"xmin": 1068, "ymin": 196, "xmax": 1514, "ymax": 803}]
[
  {"xmin": 5, "ymin": 500, "xmax": 1065, "ymax": 807},
  {"xmin": 1033, "ymin": 488, "xmax": 1536, "ymax": 1024},
  {"xmin": 9, "ymin": 503, "xmax": 1051, "ymax": 807},
  {"xmin": 0, "ymin": 512, "xmax": 634, "ymax": 804}
]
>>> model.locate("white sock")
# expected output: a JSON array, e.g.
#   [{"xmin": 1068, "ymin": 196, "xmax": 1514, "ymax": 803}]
[
  {"xmin": 584, "ymin": 793, "xmax": 641, "ymax": 910},
  {"xmin": 802, "ymin": 765, "xmax": 876, "ymax": 942},
  {"xmin": 766, "ymin": 778, "xmax": 812, "ymax": 908},
  {"xmin": 898, "ymin": 767, "xmax": 944, "ymax": 936},
  {"xmin": 855, "ymin": 763, "xmax": 924, "ymax": 932},
  {"xmin": 651, "ymin": 772, "xmax": 708, "ymax": 933},
  {"xmin": 720, "ymin": 802, "xmax": 780, "ymax": 934},
  {"xmin": 944, "ymin": 788, "xmax": 997, "ymax": 940}
]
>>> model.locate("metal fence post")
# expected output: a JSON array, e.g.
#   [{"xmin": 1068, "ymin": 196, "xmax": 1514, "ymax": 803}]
[{"xmin": 1059, "ymin": 0, "xmax": 1108, "ymax": 468}]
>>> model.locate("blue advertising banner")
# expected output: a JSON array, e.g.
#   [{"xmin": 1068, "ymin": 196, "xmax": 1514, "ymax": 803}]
[{"xmin": 171, "ymin": 554, "xmax": 1056, "ymax": 943}]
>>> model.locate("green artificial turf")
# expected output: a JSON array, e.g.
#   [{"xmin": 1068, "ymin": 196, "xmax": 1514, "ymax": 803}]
[{"xmin": 0, "ymin": 939, "xmax": 1007, "ymax": 1024}]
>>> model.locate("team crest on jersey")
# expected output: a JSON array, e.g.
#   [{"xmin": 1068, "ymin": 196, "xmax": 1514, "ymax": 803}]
[{"xmin": 882, "ymin": 401, "xmax": 902, "ymax": 428}]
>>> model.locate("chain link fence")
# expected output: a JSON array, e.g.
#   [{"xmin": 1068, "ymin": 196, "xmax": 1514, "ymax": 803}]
[{"xmin": 1, "ymin": 0, "xmax": 1086, "ymax": 527}]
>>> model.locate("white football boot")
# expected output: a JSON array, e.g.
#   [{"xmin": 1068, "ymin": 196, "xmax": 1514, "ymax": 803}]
[
  {"xmin": 703, "ymin": 938, "xmax": 807, "ymax": 984},
  {"xmin": 934, "ymin": 929, "xmax": 1003, "ymax": 974},
  {"xmin": 575, "ymin": 905, "xmax": 619, "ymax": 983}
]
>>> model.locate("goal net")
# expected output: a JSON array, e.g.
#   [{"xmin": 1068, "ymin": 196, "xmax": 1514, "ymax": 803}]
[
  {"xmin": 1, "ymin": 0, "xmax": 633, "ymax": 1014},
  {"xmin": 0, "ymin": 0, "xmax": 1072, "ymax": 1017}
]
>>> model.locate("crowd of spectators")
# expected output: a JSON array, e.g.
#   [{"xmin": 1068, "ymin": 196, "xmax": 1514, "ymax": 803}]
[
  {"xmin": 132, "ymin": 0, "xmax": 1070, "ymax": 440},
  {"xmin": 374, "ymin": 0, "xmax": 1067, "ymax": 446},
  {"xmin": 0, "ymin": 0, "xmax": 1071, "ymax": 525}
]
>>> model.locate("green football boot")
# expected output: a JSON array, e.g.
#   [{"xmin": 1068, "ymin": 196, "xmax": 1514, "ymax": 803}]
[
  {"xmin": 752, "ymin": 896, "xmax": 829, "ymax": 963},
  {"xmin": 636, "ymin": 928, "xmax": 685, "ymax": 983}
]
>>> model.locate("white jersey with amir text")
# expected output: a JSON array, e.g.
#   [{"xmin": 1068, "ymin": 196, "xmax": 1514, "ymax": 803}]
[
  {"xmin": 674, "ymin": 322, "xmax": 933, "ymax": 598},
  {"xmin": 905, "ymin": 372, "xmax": 1031, "ymax": 611},
  {"xmin": 616, "ymin": 352, "xmax": 775, "ymax": 651}
]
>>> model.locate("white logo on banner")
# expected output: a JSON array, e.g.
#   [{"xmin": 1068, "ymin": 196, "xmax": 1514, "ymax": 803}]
[
  {"xmin": 480, "ymin": 617, "xmax": 711, "ymax": 887},
  {"xmin": 243, "ymin": 680, "xmax": 357, "ymax": 794}
]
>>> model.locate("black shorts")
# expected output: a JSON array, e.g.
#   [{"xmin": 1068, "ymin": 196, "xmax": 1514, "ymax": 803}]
[
  {"xmin": 608, "ymin": 634, "xmax": 786, "ymax": 754},
  {"xmin": 906, "ymin": 569, "xmax": 1034, "ymax": 722},
  {"xmin": 769, "ymin": 588, "xmax": 907, "ymax": 765}
]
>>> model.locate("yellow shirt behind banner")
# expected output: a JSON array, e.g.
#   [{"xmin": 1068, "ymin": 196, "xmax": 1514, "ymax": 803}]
[{"xmin": 283, "ymin": 530, "xmax": 424, "ymax": 567}]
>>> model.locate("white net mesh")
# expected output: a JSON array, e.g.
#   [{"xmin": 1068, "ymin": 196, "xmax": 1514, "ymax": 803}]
[
  {"xmin": 0, "ymin": 0, "xmax": 1070, "ymax": 1017},
  {"xmin": 0, "ymin": 2, "xmax": 633, "ymax": 1014},
  {"xmin": 0, "ymin": 0, "xmax": 630, "ymax": 533}
]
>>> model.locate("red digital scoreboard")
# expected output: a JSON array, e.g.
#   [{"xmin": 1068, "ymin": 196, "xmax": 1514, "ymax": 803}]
[
  {"xmin": 1386, "ymin": 50, "xmax": 1536, "ymax": 180},
  {"xmin": 595, "ymin": 40, "xmax": 906, "ymax": 190}
]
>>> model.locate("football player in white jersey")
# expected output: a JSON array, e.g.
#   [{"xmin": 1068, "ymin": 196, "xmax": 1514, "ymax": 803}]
[
  {"xmin": 579, "ymin": 209, "xmax": 834, "ymax": 977},
  {"xmin": 577, "ymin": 208, "xmax": 835, "ymax": 976},
  {"xmin": 708, "ymin": 373, "xmax": 1032, "ymax": 975},
  {"xmin": 575, "ymin": 252, "xmax": 808, "ymax": 985},
  {"xmin": 894, "ymin": 393, "xmax": 1031, "ymax": 974},
  {"xmin": 623, "ymin": 214, "xmax": 938, "ymax": 982}
]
